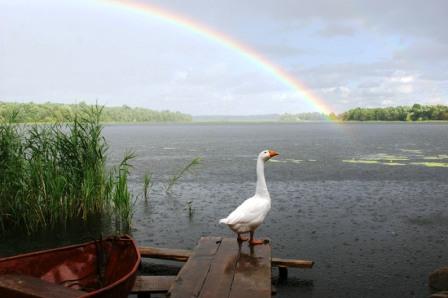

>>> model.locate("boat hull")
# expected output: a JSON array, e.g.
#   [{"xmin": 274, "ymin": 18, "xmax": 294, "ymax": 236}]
[{"xmin": 0, "ymin": 235, "xmax": 141, "ymax": 298}]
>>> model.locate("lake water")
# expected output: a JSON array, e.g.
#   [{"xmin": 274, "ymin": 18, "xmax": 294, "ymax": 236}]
[{"xmin": 4, "ymin": 123, "xmax": 448, "ymax": 297}]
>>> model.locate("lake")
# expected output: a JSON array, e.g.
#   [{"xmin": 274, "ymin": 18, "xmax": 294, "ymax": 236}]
[{"xmin": 3, "ymin": 123, "xmax": 448, "ymax": 297}]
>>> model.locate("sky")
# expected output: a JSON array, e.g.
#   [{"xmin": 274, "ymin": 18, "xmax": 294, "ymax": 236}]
[{"xmin": 1, "ymin": 0, "xmax": 447, "ymax": 115}]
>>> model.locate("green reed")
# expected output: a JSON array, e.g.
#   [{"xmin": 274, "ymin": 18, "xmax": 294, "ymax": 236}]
[
  {"xmin": 165, "ymin": 157, "xmax": 201, "ymax": 193},
  {"xmin": 143, "ymin": 171, "xmax": 153, "ymax": 201},
  {"xmin": 0, "ymin": 105, "xmax": 134, "ymax": 234}
]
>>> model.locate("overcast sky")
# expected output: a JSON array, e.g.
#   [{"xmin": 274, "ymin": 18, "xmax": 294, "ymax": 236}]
[{"xmin": 1, "ymin": 0, "xmax": 447, "ymax": 115}]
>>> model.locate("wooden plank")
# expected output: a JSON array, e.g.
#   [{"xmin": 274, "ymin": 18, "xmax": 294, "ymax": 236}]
[
  {"xmin": 229, "ymin": 243, "xmax": 272, "ymax": 298},
  {"xmin": 0, "ymin": 274, "xmax": 85, "ymax": 298},
  {"xmin": 272, "ymin": 257, "xmax": 314, "ymax": 268},
  {"xmin": 198, "ymin": 238, "xmax": 241, "ymax": 298},
  {"xmin": 139, "ymin": 246, "xmax": 313, "ymax": 268},
  {"xmin": 168, "ymin": 237, "xmax": 222, "ymax": 298},
  {"xmin": 139, "ymin": 246, "xmax": 191, "ymax": 262},
  {"xmin": 131, "ymin": 275, "xmax": 176, "ymax": 294}
]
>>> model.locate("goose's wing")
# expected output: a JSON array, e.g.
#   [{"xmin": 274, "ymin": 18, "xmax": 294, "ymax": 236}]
[{"xmin": 224, "ymin": 197, "xmax": 270, "ymax": 225}]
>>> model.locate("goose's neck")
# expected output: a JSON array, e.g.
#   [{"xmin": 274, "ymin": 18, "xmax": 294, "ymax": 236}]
[{"xmin": 255, "ymin": 158, "xmax": 269, "ymax": 197}]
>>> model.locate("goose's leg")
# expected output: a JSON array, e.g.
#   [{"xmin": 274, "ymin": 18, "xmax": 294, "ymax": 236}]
[
  {"xmin": 237, "ymin": 233, "xmax": 248, "ymax": 242},
  {"xmin": 249, "ymin": 231, "xmax": 265, "ymax": 245}
]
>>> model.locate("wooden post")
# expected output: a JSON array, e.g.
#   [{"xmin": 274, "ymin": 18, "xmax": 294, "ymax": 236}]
[{"xmin": 278, "ymin": 265, "xmax": 288, "ymax": 281}]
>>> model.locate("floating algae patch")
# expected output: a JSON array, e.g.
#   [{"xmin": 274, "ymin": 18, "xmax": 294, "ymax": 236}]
[
  {"xmin": 381, "ymin": 161, "xmax": 406, "ymax": 166},
  {"xmin": 422, "ymin": 154, "xmax": 448, "ymax": 160},
  {"xmin": 400, "ymin": 149, "xmax": 423, "ymax": 154},
  {"xmin": 343, "ymin": 159, "xmax": 407, "ymax": 166},
  {"xmin": 343, "ymin": 159, "xmax": 379, "ymax": 164},
  {"xmin": 286, "ymin": 158, "xmax": 303, "ymax": 164},
  {"xmin": 269, "ymin": 158, "xmax": 303, "ymax": 164},
  {"xmin": 423, "ymin": 156, "xmax": 440, "ymax": 160},
  {"xmin": 362, "ymin": 153, "xmax": 409, "ymax": 161},
  {"xmin": 268, "ymin": 159, "xmax": 289, "ymax": 163},
  {"xmin": 410, "ymin": 162, "xmax": 448, "ymax": 168}
]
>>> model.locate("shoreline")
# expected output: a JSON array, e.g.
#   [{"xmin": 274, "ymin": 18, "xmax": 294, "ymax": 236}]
[{"xmin": 7, "ymin": 120, "xmax": 448, "ymax": 125}]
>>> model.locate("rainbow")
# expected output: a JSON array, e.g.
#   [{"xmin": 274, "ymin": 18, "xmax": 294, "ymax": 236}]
[{"xmin": 100, "ymin": 0, "xmax": 334, "ymax": 116}]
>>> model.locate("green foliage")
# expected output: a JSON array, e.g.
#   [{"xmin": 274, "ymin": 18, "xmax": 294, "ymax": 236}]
[
  {"xmin": 341, "ymin": 104, "xmax": 448, "ymax": 121},
  {"xmin": 0, "ymin": 105, "xmax": 134, "ymax": 234},
  {"xmin": 165, "ymin": 157, "xmax": 202, "ymax": 193},
  {"xmin": 0, "ymin": 101, "xmax": 192, "ymax": 123}
]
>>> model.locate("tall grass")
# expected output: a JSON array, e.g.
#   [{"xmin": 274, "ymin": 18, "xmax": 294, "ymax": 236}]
[{"xmin": 0, "ymin": 105, "xmax": 134, "ymax": 234}]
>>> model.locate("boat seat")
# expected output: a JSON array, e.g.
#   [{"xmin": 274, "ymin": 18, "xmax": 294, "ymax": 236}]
[{"xmin": 0, "ymin": 274, "xmax": 86, "ymax": 298}]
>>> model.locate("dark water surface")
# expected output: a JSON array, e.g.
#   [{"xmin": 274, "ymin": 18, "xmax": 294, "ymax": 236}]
[{"xmin": 3, "ymin": 123, "xmax": 448, "ymax": 297}]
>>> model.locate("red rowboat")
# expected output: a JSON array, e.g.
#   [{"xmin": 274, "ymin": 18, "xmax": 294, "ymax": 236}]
[{"xmin": 0, "ymin": 235, "xmax": 140, "ymax": 298}]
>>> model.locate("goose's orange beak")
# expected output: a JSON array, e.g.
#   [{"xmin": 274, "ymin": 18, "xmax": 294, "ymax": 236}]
[{"xmin": 268, "ymin": 150, "xmax": 279, "ymax": 158}]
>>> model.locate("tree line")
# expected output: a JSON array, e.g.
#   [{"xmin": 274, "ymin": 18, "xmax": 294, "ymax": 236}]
[
  {"xmin": 0, "ymin": 102, "xmax": 192, "ymax": 123},
  {"xmin": 279, "ymin": 104, "xmax": 448, "ymax": 121},
  {"xmin": 340, "ymin": 104, "xmax": 448, "ymax": 121}
]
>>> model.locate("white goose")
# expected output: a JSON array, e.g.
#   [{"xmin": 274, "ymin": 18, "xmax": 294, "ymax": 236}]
[{"xmin": 219, "ymin": 149, "xmax": 279, "ymax": 245}]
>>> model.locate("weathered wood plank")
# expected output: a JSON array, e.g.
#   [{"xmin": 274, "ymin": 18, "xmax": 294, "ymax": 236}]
[
  {"xmin": 228, "ymin": 243, "xmax": 272, "ymax": 298},
  {"xmin": 131, "ymin": 275, "xmax": 176, "ymax": 294},
  {"xmin": 168, "ymin": 237, "xmax": 222, "ymax": 298},
  {"xmin": 198, "ymin": 238, "xmax": 241, "ymax": 298},
  {"xmin": 0, "ymin": 274, "xmax": 85, "ymax": 298},
  {"xmin": 139, "ymin": 246, "xmax": 191, "ymax": 262},
  {"xmin": 139, "ymin": 246, "xmax": 313, "ymax": 268},
  {"xmin": 272, "ymin": 257, "xmax": 314, "ymax": 268}
]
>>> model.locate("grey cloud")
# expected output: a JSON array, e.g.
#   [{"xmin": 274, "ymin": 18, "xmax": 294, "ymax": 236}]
[
  {"xmin": 155, "ymin": 0, "xmax": 448, "ymax": 44},
  {"xmin": 317, "ymin": 22, "xmax": 356, "ymax": 37},
  {"xmin": 249, "ymin": 0, "xmax": 447, "ymax": 43},
  {"xmin": 258, "ymin": 44, "xmax": 311, "ymax": 58},
  {"xmin": 394, "ymin": 41, "xmax": 448, "ymax": 64}
]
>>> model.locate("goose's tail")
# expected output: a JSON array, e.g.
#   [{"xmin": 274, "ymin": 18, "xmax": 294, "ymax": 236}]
[{"xmin": 219, "ymin": 218, "xmax": 228, "ymax": 224}]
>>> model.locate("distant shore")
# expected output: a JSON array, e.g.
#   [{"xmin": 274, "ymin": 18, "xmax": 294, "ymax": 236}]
[
  {"xmin": 6, "ymin": 119, "xmax": 448, "ymax": 125},
  {"xmin": 2, "ymin": 102, "xmax": 448, "ymax": 124}
]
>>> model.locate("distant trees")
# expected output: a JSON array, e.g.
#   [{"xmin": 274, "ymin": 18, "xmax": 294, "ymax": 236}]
[
  {"xmin": 340, "ymin": 104, "xmax": 448, "ymax": 121},
  {"xmin": 279, "ymin": 112, "xmax": 328, "ymax": 121},
  {"xmin": 0, "ymin": 102, "xmax": 192, "ymax": 123},
  {"xmin": 278, "ymin": 104, "xmax": 448, "ymax": 122}
]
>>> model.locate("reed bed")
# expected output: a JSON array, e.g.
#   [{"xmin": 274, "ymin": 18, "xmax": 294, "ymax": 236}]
[{"xmin": 0, "ymin": 106, "xmax": 133, "ymax": 234}]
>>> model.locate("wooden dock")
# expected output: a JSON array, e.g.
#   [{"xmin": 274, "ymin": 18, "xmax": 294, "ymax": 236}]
[
  {"xmin": 134, "ymin": 236, "xmax": 314, "ymax": 297},
  {"xmin": 167, "ymin": 237, "xmax": 271, "ymax": 297}
]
